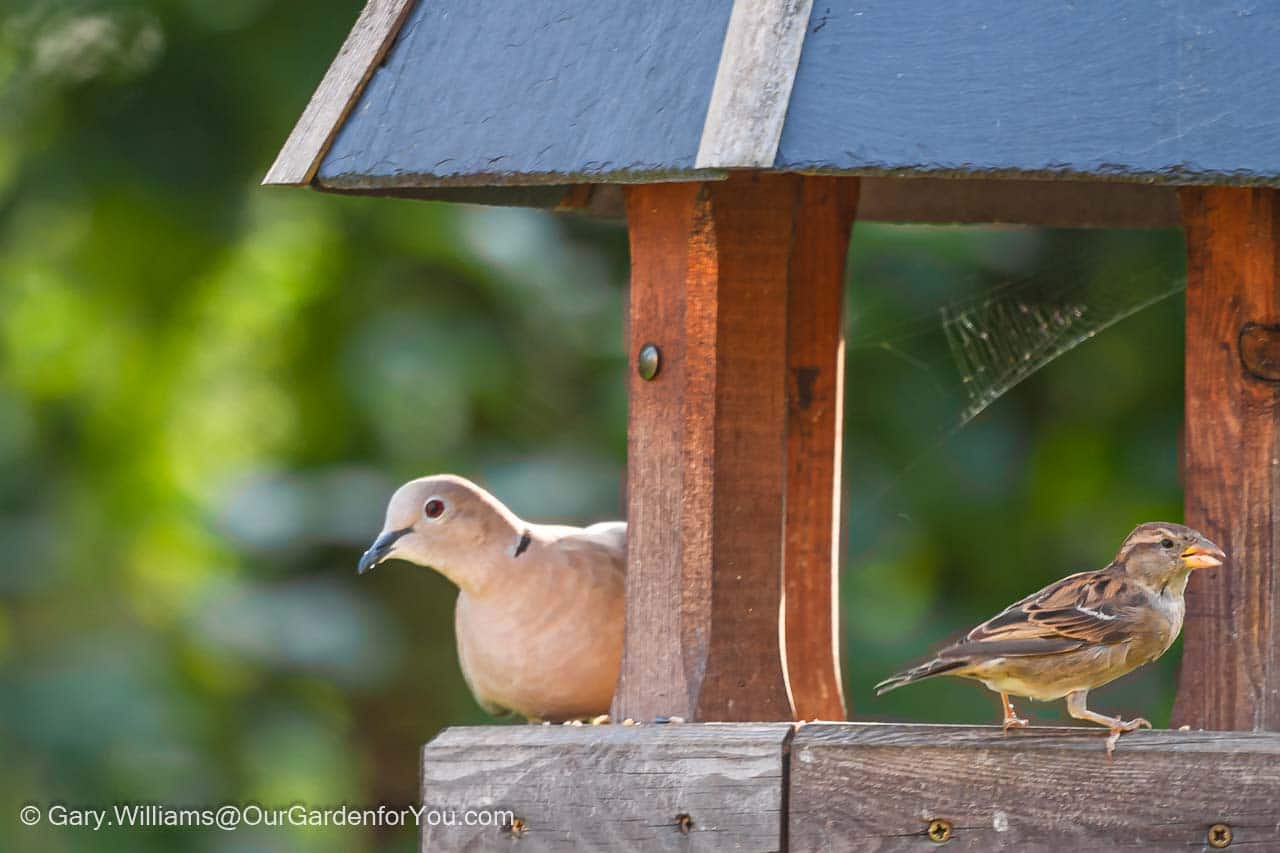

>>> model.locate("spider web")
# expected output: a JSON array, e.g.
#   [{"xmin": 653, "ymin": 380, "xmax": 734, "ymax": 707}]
[
  {"xmin": 842, "ymin": 259, "xmax": 1187, "ymax": 514},
  {"xmin": 939, "ymin": 275, "xmax": 1185, "ymax": 428}
]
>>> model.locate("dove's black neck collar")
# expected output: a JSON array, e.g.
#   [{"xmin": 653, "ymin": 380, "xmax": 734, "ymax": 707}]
[{"xmin": 513, "ymin": 529, "xmax": 532, "ymax": 558}]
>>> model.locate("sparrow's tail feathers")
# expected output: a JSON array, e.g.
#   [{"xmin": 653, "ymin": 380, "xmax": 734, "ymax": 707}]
[{"xmin": 875, "ymin": 657, "xmax": 967, "ymax": 695}]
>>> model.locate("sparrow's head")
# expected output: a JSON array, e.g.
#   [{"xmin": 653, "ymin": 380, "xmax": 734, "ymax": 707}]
[
  {"xmin": 357, "ymin": 474, "xmax": 519, "ymax": 591},
  {"xmin": 1114, "ymin": 522, "xmax": 1225, "ymax": 583}
]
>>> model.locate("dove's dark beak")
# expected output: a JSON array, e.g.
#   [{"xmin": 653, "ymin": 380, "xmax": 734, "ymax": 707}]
[
  {"xmin": 358, "ymin": 527, "xmax": 412, "ymax": 575},
  {"xmin": 1181, "ymin": 539, "xmax": 1226, "ymax": 570}
]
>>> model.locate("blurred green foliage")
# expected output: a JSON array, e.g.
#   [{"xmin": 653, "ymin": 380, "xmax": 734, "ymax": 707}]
[{"xmin": 0, "ymin": 1, "xmax": 1185, "ymax": 851}]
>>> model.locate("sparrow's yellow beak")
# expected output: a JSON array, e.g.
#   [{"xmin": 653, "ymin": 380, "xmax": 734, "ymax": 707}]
[{"xmin": 1181, "ymin": 540, "xmax": 1226, "ymax": 570}]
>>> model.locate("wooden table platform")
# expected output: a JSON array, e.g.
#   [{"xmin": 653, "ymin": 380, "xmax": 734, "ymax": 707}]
[{"xmin": 420, "ymin": 722, "xmax": 1280, "ymax": 851}]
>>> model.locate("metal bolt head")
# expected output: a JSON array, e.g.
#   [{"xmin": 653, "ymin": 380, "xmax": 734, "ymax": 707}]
[
  {"xmin": 927, "ymin": 818, "xmax": 952, "ymax": 843},
  {"xmin": 675, "ymin": 813, "xmax": 693, "ymax": 835},
  {"xmin": 1208, "ymin": 823, "xmax": 1232, "ymax": 848},
  {"xmin": 637, "ymin": 344, "xmax": 661, "ymax": 381}
]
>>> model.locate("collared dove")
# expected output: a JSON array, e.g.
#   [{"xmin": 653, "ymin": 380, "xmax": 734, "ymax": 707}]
[{"xmin": 358, "ymin": 474, "xmax": 625, "ymax": 721}]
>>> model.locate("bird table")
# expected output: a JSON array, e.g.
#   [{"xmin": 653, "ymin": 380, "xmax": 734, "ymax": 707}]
[{"xmin": 267, "ymin": 1, "xmax": 1280, "ymax": 849}]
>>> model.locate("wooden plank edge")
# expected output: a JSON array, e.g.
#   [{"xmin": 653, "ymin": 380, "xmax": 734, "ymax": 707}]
[
  {"xmin": 695, "ymin": 0, "xmax": 815, "ymax": 169},
  {"xmin": 423, "ymin": 721, "xmax": 797, "ymax": 749},
  {"xmin": 263, "ymin": 0, "xmax": 418, "ymax": 187},
  {"xmin": 857, "ymin": 176, "xmax": 1181, "ymax": 227},
  {"xmin": 791, "ymin": 721, "xmax": 1280, "ymax": 753},
  {"xmin": 309, "ymin": 175, "xmax": 1183, "ymax": 227},
  {"xmin": 788, "ymin": 723, "xmax": 1280, "ymax": 852},
  {"xmin": 420, "ymin": 723, "xmax": 797, "ymax": 851}
]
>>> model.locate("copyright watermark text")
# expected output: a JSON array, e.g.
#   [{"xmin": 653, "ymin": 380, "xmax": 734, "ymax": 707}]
[{"xmin": 18, "ymin": 802, "xmax": 513, "ymax": 832}]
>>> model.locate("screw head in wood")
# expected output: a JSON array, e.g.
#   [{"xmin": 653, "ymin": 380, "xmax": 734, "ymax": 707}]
[
  {"xmin": 927, "ymin": 818, "xmax": 952, "ymax": 843},
  {"xmin": 637, "ymin": 344, "xmax": 661, "ymax": 380},
  {"xmin": 1208, "ymin": 823, "xmax": 1232, "ymax": 848},
  {"xmin": 505, "ymin": 817, "xmax": 526, "ymax": 839},
  {"xmin": 675, "ymin": 813, "xmax": 693, "ymax": 835}
]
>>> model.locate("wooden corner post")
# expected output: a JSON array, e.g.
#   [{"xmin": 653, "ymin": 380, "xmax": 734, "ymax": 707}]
[
  {"xmin": 784, "ymin": 176, "xmax": 858, "ymax": 721},
  {"xmin": 615, "ymin": 172, "xmax": 856, "ymax": 722},
  {"xmin": 1175, "ymin": 186, "xmax": 1280, "ymax": 732}
]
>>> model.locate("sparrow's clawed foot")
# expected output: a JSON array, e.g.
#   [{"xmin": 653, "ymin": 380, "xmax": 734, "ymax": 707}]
[
  {"xmin": 1067, "ymin": 689, "xmax": 1150, "ymax": 757},
  {"xmin": 1103, "ymin": 718, "xmax": 1151, "ymax": 758},
  {"xmin": 1116, "ymin": 716, "xmax": 1152, "ymax": 732},
  {"xmin": 999, "ymin": 692, "xmax": 1030, "ymax": 732}
]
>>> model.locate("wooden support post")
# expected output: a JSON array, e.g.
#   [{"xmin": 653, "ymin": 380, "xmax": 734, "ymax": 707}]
[
  {"xmin": 1174, "ymin": 187, "xmax": 1280, "ymax": 733},
  {"xmin": 616, "ymin": 181, "xmax": 705, "ymax": 722},
  {"xmin": 784, "ymin": 177, "xmax": 858, "ymax": 721},
  {"xmin": 617, "ymin": 173, "xmax": 791, "ymax": 722},
  {"xmin": 615, "ymin": 172, "xmax": 854, "ymax": 722}
]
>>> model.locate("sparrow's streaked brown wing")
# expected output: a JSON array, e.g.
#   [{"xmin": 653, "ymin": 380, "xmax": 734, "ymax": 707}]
[
  {"xmin": 951, "ymin": 568, "xmax": 1142, "ymax": 657},
  {"xmin": 877, "ymin": 567, "xmax": 1149, "ymax": 695}
]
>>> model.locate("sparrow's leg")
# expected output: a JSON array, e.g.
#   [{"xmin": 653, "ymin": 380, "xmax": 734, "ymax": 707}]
[
  {"xmin": 1065, "ymin": 689, "xmax": 1151, "ymax": 757},
  {"xmin": 999, "ymin": 692, "xmax": 1029, "ymax": 731}
]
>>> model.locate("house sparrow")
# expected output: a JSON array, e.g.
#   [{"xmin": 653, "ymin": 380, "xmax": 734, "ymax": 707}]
[
  {"xmin": 358, "ymin": 474, "xmax": 625, "ymax": 722},
  {"xmin": 876, "ymin": 522, "xmax": 1225, "ymax": 755}
]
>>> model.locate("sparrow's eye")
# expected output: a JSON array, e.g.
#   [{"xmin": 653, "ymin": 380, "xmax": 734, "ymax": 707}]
[
  {"xmin": 1160, "ymin": 538, "xmax": 1175, "ymax": 550},
  {"xmin": 424, "ymin": 498, "xmax": 446, "ymax": 519}
]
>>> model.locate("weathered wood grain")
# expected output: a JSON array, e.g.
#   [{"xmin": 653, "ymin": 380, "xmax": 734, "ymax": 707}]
[
  {"xmin": 616, "ymin": 183, "xmax": 707, "ymax": 722},
  {"xmin": 784, "ymin": 177, "xmax": 857, "ymax": 721},
  {"xmin": 263, "ymin": 0, "xmax": 416, "ymax": 186},
  {"xmin": 1174, "ymin": 187, "xmax": 1280, "ymax": 733},
  {"xmin": 789, "ymin": 723, "xmax": 1280, "ymax": 852},
  {"xmin": 695, "ymin": 174, "xmax": 795, "ymax": 721},
  {"xmin": 779, "ymin": 1, "xmax": 1280, "ymax": 184},
  {"xmin": 696, "ymin": 0, "xmax": 814, "ymax": 169},
  {"xmin": 617, "ymin": 174, "xmax": 812, "ymax": 723},
  {"xmin": 420, "ymin": 723, "xmax": 791, "ymax": 851}
]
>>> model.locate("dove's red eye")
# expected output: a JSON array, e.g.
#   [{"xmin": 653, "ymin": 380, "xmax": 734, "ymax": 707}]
[{"xmin": 424, "ymin": 498, "xmax": 446, "ymax": 519}]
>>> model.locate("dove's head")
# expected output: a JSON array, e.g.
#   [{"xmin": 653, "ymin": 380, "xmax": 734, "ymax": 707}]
[
  {"xmin": 357, "ymin": 474, "xmax": 520, "ymax": 592},
  {"xmin": 1114, "ymin": 522, "xmax": 1225, "ymax": 587}
]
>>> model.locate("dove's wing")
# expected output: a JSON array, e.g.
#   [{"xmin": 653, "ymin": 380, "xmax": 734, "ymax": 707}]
[
  {"xmin": 571, "ymin": 521, "xmax": 626, "ymax": 562},
  {"xmin": 538, "ymin": 521, "xmax": 626, "ymax": 577}
]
